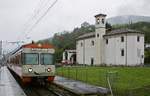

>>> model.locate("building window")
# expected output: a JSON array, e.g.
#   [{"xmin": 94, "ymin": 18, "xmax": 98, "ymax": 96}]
[
  {"xmin": 137, "ymin": 36, "xmax": 140, "ymax": 42},
  {"xmin": 91, "ymin": 58, "xmax": 94, "ymax": 66},
  {"xmin": 97, "ymin": 33, "xmax": 99, "ymax": 37},
  {"xmin": 81, "ymin": 42, "xmax": 83, "ymax": 47},
  {"xmin": 121, "ymin": 49, "xmax": 124, "ymax": 56},
  {"xmin": 106, "ymin": 39, "xmax": 108, "ymax": 44},
  {"xmin": 102, "ymin": 19, "xmax": 105, "ymax": 24},
  {"xmin": 91, "ymin": 41, "xmax": 94, "ymax": 46},
  {"xmin": 121, "ymin": 36, "xmax": 124, "ymax": 42},
  {"xmin": 97, "ymin": 18, "xmax": 100, "ymax": 24}
]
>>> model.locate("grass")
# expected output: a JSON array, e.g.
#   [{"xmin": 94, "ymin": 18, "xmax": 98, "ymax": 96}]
[{"xmin": 56, "ymin": 66, "xmax": 150, "ymax": 96}]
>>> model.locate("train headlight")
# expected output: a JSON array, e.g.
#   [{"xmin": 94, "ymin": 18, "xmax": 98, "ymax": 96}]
[
  {"xmin": 28, "ymin": 68, "xmax": 33, "ymax": 72},
  {"xmin": 47, "ymin": 68, "xmax": 51, "ymax": 72}
]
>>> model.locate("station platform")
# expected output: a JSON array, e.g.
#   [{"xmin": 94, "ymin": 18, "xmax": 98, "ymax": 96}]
[
  {"xmin": 54, "ymin": 76, "xmax": 110, "ymax": 96},
  {"xmin": 0, "ymin": 66, "xmax": 26, "ymax": 96}
]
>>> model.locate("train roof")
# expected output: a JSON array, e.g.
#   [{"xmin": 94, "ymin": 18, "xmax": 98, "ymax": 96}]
[
  {"xmin": 10, "ymin": 43, "xmax": 55, "ymax": 55},
  {"xmin": 22, "ymin": 43, "xmax": 54, "ymax": 49}
]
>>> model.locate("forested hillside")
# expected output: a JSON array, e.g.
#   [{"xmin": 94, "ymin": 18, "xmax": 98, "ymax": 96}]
[
  {"xmin": 38, "ymin": 22, "xmax": 150, "ymax": 62},
  {"xmin": 107, "ymin": 15, "xmax": 150, "ymax": 25}
]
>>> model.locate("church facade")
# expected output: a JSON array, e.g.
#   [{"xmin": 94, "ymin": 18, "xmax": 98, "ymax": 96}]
[{"xmin": 76, "ymin": 14, "xmax": 144, "ymax": 66}]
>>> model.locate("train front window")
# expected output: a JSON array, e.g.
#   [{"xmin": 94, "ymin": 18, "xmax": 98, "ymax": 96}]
[
  {"xmin": 40, "ymin": 53, "xmax": 53, "ymax": 65},
  {"xmin": 24, "ymin": 53, "xmax": 39, "ymax": 64}
]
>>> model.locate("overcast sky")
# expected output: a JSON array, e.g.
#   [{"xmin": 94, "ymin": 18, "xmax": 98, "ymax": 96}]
[{"xmin": 0, "ymin": 0, "xmax": 150, "ymax": 52}]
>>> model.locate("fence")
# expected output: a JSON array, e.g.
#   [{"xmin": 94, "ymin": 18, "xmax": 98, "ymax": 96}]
[{"xmin": 56, "ymin": 66, "xmax": 150, "ymax": 96}]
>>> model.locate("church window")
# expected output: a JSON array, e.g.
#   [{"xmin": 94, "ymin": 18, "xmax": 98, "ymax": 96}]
[
  {"xmin": 91, "ymin": 41, "xmax": 94, "ymax": 46},
  {"xmin": 121, "ymin": 36, "xmax": 124, "ymax": 42},
  {"xmin": 106, "ymin": 39, "xmax": 108, "ymax": 44},
  {"xmin": 81, "ymin": 42, "xmax": 83, "ymax": 47},
  {"xmin": 121, "ymin": 49, "xmax": 124, "ymax": 56},
  {"xmin": 102, "ymin": 19, "xmax": 105, "ymax": 24},
  {"xmin": 97, "ymin": 33, "xmax": 99, "ymax": 37},
  {"xmin": 97, "ymin": 18, "xmax": 100, "ymax": 24},
  {"xmin": 137, "ymin": 36, "xmax": 140, "ymax": 42},
  {"xmin": 91, "ymin": 58, "xmax": 94, "ymax": 66}
]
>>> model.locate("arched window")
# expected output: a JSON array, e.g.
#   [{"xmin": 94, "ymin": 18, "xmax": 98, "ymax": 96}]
[
  {"xmin": 137, "ymin": 36, "xmax": 140, "ymax": 42},
  {"xmin": 121, "ymin": 36, "xmax": 124, "ymax": 42},
  {"xmin": 91, "ymin": 41, "xmax": 94, "ymax": 46},
  {"xmin": 97, "ymin": 33, "xmax": 99, "ymax": 37},
  {"xmin": 97, "ymin": 18, "xmax": 100, "ymax": 24},
  {"xmin": 81, "ymin": 42, "xmax": 83, "ymax": 47},
  {"xmin": 106, "ymin": 39, "xmax": 108, "ymax": 44},
  {"xmin": 102, "ymin": 19, "xmax": 105, "ymax": 24},
  {"xmin": 121, "ymin": 49, "xmax": 124, "ymax": 56}
]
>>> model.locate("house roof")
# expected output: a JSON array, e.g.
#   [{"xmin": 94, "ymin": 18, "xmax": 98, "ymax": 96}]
[{"xmin": 76, "ymin": 28, "xmax": 144, "ymax": 40}]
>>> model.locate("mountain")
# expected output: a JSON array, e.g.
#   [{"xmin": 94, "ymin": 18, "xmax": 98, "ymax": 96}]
[{"xmin": 107, "ymin": 15, "xmax": 150, "ymax": 25}]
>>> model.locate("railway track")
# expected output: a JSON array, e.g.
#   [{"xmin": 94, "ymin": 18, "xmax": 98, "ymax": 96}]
[
  {"xmin": 23, "ymin": 83, "xmax": 73, "ymax": 96},
  {"xmin": 24, "ymin": 85, "xmax": 57, "ymax": 96}
]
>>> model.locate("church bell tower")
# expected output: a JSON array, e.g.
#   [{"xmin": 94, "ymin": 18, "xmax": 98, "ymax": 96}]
[{"xmin": 94, "ymin": 13, "xmax": 106, "ymax": 65}]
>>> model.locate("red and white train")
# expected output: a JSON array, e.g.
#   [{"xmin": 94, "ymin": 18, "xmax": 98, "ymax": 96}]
[{"xmin": 7, "ymin": 42, "xmax": 55, "ymax": 83}]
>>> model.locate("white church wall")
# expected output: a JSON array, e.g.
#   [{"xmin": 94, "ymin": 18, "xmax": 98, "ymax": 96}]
[
  {"xmin": 76, "ymin": 40, "xmax": 84, "ymax": 64},
  {"xmin": 105, "ymin": 35, "xmax": 126, "ymax": 65},
  {"xmin": 84, "ymin": 38, "xmax": 96, "ymax": 65},
  {"xmin": 105, "ymin": 33, "xmax": 144, "ymax": 66},
  {"xmin": 76, "ymin": 38, "xmax": 96, "ymax": 65},
  {"xmin": 126, "ymin": 35, "xmax": 136, "ymax": 65}
]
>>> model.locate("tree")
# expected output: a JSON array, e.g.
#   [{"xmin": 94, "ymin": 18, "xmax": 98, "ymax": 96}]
[{"xmin": 106, "ymin": 22, "xmax": 112, "ymax": 31}]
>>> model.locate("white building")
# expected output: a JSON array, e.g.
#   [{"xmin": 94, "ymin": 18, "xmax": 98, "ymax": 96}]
[
  {"xmin": 62, "ymin": 50, "xmax": 76, "ymax": 64},
  {"xmin": 76, "ymin": 14, "xmax": 144, "ymax": 66},
  {"xmin": 145, "ymin": 43, "xmax": 150, "ymax": 49}
]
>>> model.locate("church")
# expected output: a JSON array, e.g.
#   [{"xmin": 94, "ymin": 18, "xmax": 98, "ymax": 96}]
[{"xmin": 76, "ymin": 13, "xmax": 144, "ymax": 66}]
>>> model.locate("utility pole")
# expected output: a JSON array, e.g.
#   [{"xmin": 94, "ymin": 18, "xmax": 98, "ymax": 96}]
[
  {"xmin": 0, "ymin": 41, "xmax": 2, "ymax": 58},
  {"xmin": 0, "ymin": 41, "xmax": 2, "ymax": 66}
]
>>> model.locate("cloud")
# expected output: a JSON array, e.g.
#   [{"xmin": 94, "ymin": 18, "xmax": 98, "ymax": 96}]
[
  {"xmin": 1, "ymin": 0, "xmax": 150, "ymax": 52},
  {"xmin": 117, "ymin": 0, "xmax": 150, "ymax": 16}
]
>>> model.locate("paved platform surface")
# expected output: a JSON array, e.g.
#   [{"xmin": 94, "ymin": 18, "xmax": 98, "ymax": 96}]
[
  {"xmin": 0, "ymin": 66, "xmax": 26, "ymax": 96},
  {"xmin": 54, "ymin": 76, "xmax": 110, "ymax": 95}
]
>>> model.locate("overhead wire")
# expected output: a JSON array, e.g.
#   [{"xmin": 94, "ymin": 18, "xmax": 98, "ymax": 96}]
[
  {"xmin": 3, "ymin": 0, "xmax": 50, "ymax": 53},
  {"xmin": 24, "ymin": 0, "xmax": 58, "ymax": 42},
  {"xmin": 17, "ymin": 0, "xmax": 55, "ymax": 44},
  {"xmin": 14, "ymin": 0, "xmax": 58, "ymax": 50},
  {"xmin": 17, "ymin": 0, "xmax": 50, "ymax": 41}
]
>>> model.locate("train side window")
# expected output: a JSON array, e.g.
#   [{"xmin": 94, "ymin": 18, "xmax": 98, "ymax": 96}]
[{"xmin": 21, "ymin": 53, "xmax": 24, "ymax": 64}]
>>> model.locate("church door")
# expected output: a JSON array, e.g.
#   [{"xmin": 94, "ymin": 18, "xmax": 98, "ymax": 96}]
[{"xmin": 91, "ymin": 58, "xmax": 94, "ymax": 66}]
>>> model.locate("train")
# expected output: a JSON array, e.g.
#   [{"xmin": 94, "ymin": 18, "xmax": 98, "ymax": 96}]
[{"xmin": 7, "ymin": 42, "xmax": 55, "ymax": 84}]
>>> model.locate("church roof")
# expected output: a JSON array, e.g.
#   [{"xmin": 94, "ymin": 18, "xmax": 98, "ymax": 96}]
[
  {"xmin": 104, "ymin": 28, "xmax": 144, "ymax": 37},
  {"xmin": 76, "ymin": 32, "xmax": 95, "ymax": 40},
  {"xmin": 95, "ymin": 14, "xmax": 107, "ymax": 17},
  {"xmin": 76, "ymin": 28, "xmax": 144, "ymax": 40}
]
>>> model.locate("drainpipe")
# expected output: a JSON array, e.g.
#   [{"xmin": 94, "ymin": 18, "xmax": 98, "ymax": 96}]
[
  {"xmin": 125, "ymin": 33, "xmax": 127, "ymax": 66},
  {"xmin": 83, "ymin": 40, "xmax": 85, "ymax": 65}
]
